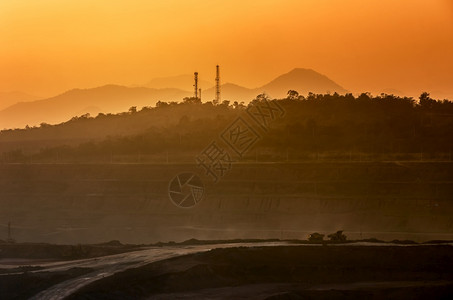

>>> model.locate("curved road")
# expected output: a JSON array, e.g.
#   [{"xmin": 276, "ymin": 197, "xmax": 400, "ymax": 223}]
[{"xmin": 26, "ymin": 242, "xmax": 289, "ymax": 299}]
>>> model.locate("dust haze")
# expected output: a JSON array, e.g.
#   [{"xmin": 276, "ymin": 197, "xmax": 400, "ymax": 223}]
[{"xmin": 1, "ymin": 1, "xmax": 453, "ymax": 299}]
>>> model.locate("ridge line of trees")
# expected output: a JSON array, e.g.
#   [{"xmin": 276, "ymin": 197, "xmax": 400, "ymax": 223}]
[{"xmin": 1, "ymin": 91, "xmax": 452, "ymax": 163}]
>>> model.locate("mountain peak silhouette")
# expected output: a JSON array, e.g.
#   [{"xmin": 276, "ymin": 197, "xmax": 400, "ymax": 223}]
[
  {"xmin": 260, "ymin": 68, "xmax": 347, "ymax": 97},
  {"xmin": 0, "ymin": 68, "xmax": 347, "ymax": 129},
  {"xmin": 202, "ymin": 68, "xmax": 346, "ymax": 101}
]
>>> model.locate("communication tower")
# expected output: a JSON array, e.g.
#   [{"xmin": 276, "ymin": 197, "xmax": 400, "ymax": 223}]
[
  {"xmin": 194, "ymin": 72, "xmax": 199, "ymax": 99},
  {"xmin": 215, "ymin": 65, "xmax": 221, "ymax": 104}
]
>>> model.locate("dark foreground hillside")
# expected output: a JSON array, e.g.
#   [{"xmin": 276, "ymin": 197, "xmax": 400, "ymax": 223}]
[{"xmin": 68, "ymin": 245, "xmax": 453, "ymax": 300}]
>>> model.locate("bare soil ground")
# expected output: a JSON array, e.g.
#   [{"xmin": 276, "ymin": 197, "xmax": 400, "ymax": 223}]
[{"xmin": 64, "ymin": 245, "xmax": 453, "ymax": 300}]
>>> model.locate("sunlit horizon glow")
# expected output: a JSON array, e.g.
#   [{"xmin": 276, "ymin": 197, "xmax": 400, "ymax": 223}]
[{"xmin": 0, "ymin": 0, "xmax": 452, "ymax": 100}]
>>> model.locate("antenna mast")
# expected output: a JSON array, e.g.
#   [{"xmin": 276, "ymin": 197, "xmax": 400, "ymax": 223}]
[
  {"xmin": 194, "ymin": 72, "xmax": 199, "ymax": 99},
  {"xmin": 215, "ymin": 65, "xmax": 220, "ymax": 104}
]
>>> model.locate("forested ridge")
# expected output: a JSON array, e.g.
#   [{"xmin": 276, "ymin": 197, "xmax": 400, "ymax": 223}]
[{"xmin": 1, "ymin": 92, "xmax": 452, "ymax": 163}]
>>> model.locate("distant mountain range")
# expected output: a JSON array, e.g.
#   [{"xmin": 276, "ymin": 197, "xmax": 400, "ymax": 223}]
[
  {"xmin": 0, "ymin": 91, "xmax": 40, "ymax": 111},
  {"xmin": 0, "ymin": 86, "xmax": 191, "ymax": 129},
  {"xmin": 203, "ymin": 68, "xmax": 347, "ymax": 101},
  {"xmin": 0, "ymin": 68, "xmax": 346, "ymax": 129}
]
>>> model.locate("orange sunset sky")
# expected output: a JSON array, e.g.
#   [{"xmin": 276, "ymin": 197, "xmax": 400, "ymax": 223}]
[{"xmin": 0, "ymin": 0, "xmax": 452, "ymax": 101}]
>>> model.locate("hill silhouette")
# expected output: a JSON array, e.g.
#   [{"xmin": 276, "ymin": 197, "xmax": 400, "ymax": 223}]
[
  {"xmin": 198, "ymin": 68, "xmax": 347, "ymax": 101},
  {"xmin": 1, "ymin": 92, "xmax": 452, "ymax": 162},
  {"xmin": 0, "ymin": 68, "xmax": 345, "ymax": 129},
  {"xmin": 0, "ymin": 91, "xmax": 40, "ymax": 111},
  {"xmin": 260, "ymin": 68, "xmax": 347, "ymax": 98},
  {"xmin": 203, "ymin": 83, "xmax": 257, "ymax": 101},
  {"xmin": 0, "ymin": 85, "xmax": 191, "ymax": 129}
]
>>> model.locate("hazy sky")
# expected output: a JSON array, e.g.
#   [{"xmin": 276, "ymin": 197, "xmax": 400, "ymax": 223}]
[{"xmin": 1, "ymin": 0, "xmax": 452, "ymax": 99}]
